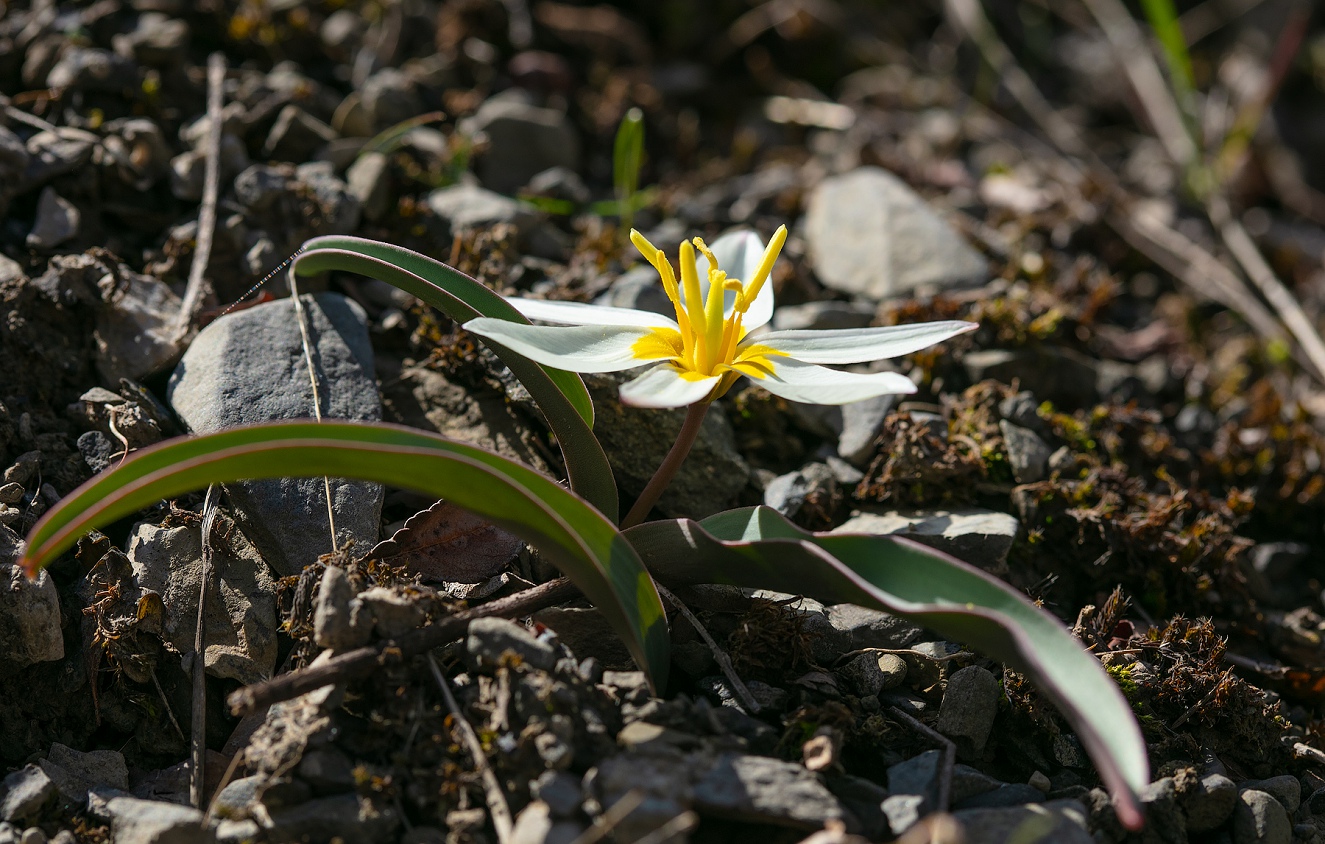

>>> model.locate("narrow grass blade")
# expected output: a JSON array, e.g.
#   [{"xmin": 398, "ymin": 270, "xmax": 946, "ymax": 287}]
[
  {"xmin": 624, "ymin": 506, "xmax": 1148, "ymax": 829},
  {"xmin": 23, "ymin": 421, "xmax": 666, "ymax": 689},
  {"xmin": 292, "ymin": 236, "xmax": 618, "ymax": 521}
]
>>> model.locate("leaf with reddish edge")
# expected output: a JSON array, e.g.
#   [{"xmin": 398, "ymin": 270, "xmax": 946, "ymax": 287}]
[
  {"xmin": 623, "ymin": 506, "xmax": 1148, "ymax": 829},
  {"xmin": 292, "ymin": 235, "xmax": 618, "ymax": 521},
  {"xmin": 370, "ymin": 499, "xmax": 525, "ymax": 583},
  {"xmin": 22, "ymin": 420, "xmax": 667, "ymax": 691}
]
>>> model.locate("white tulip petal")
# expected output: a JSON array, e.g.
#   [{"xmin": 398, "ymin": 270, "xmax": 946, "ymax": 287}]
[
  {"xmin": 618, "ymin": 365, "xmax": 721, "ymax": 408},
  {"xmin": 759, "ymin": 321, "xmax": 977, "ymax": 364},
  {"xmin": 750, "ymin": 358, "xmax": 917, "ymax": 405},
  {"xmin": 508, "ymin": 297, "xmax": 677, "ymax": 329},
  {"xmin": 464, "ymin": 318, "xmax": 664, "ymax": 372}
]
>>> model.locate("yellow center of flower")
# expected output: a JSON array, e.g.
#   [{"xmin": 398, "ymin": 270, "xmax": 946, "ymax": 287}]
[{"xmin": 628, "ymin": 227, "xmax": 789, "ymax": 393}]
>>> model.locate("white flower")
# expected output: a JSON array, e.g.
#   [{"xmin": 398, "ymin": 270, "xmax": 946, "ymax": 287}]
[{"xmin": 463, "ymin": 226, "xmax": 977, "ymax": 408}]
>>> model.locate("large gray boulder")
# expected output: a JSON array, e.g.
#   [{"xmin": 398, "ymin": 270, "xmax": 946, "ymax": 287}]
[
  {"xmin": 806, "ymin": 167, "xmax": 985, "ymax": 300},
  {"xmin": 168, "ymin": 293, "xmax": 382, "ymax": 575}
]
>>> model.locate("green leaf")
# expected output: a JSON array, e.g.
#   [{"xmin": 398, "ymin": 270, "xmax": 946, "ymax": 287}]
[
  {"xmin": 613, "ymin": 107, "xmax": 645, "ymax": 212},
  {"xmin": 624, "ymin": 506, "xmax": 1148, "ymax": 829},
  {"xmin": 23, "ymin": 421, "xmax": 667, "ymax": 689},
  {"xmin": 293, "ymin": 236, "xmax": 618, "ymax": 521}
]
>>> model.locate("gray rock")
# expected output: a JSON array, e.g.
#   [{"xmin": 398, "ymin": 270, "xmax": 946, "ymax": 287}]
[
  {"xmin": 1138, "ymin": 777, "xmax": 1187, "ymax": 844},
  {"xmin": 882, "ymin": 793, "xmax": 926, "ymax": 836},
  {"xmin": 23, "ymin": 129, "xmax": 95, "ymax": 187},
  {"xmin": 591, "ymin": 753, "xmax": 691, "ymax": 843},
  {"xmin": 692, "ymin": 753, "xmax": 846, "ymax": 828},
  {"xmin": 214, "ymin": 819, "xmax": 260, "ymax": 844},
  {"xmin": 585, "ymin": 372, "xmax": 749, "ymax": 519},
  {"xmin": 346, "ymin": 152, "xmax": 391, "ymax": 222},
  {"xmin": 955, "ymin": 784, "xmax": 1044, "ymax": 809},
  {"xmin": 821, "ymin": 603, "xmax": 923, "ymax": 662},
  {"xmin": 531, "ymin": 770, "xmax": 581, "ymax": 819},
  {"xmin": 838, "ymin": 396, "xmax": 897, "ymax": 466},
  {"xmin": 264, "ymin": 794, "xmax": 398, "ymax": 844},
  {"xmin": 1241, "ymin": 776, "xmax": 1300, "ymax": 814},
  {"xmin": 525, "ymin": 167, "xmax": 590, "ymax": 205},
  {"xmin": 953, "ymin": 800, "xmax": 1092, "ymax": 844},
  {"xmin": 0, "ymin": 766, "xmax": 56, "ymax": 824},
  {"xmin": 834, "ymin": 508, "xmax": 1019, "ymax": 572},
  {"xmin": 508, "ymin": 801, "xmax": 582, "ymax": 844},
  {"xmin": 128, "ymin": 519, "xmax": 278, "ymax": 685},
  {"xmin": 467, "ymin": 617, "xmax": 557, "ymax": 673},
  {"xmin": 77, "ymin": 431, "xmax": 117, "ymax": 474},
  {"xmin": 360, "ymin": 69, "xmax": 422, "ymax": 130},
  {"xmin": 296, "ymin": 162, "xmax": 362, "ymax": 235},
  {"xmin": 950, "ymin": 764, "xmax": 1004, "ymax": 804},
  {"xmin": 763, "ymin": 463, "xmax": 836, "ymax": 520},
  {"xmin": 168, "ymin": 293, "xmax": 383, "ymax": 576},
  {"xmin": 113, "ymin": 13, "xmax": 189, "ymax": 66},
  {"xmin": 1181, "ymin": 773, "xmax": 1236, "ymax": 833},
  {"xmin": 1233, "ymin": 789, "xmax": 1291, "ymax": 844},
  {"xmin": 888, "ymin": 750, "xmax": 940, "ymax": 808},
  {"xmin": 20, "ymin": 827, "xmax": 45, "ymax": 844},
  {"xmin": 0, "ymin": 525, "xmax": 64, "ymax": 668},
  {"xmin": 263, "ymin": 105, "xmax": 338, "ymax": 162},
  {"xmin": 937, "ymin": 665, "xmax": 1000, "ymax": 758},
  {"xmin": 427, "ymin": 182, "xmax": 539, "ymax": 233},
  {"xmin": 26, "ymin": 188, "xmax": 79, "ymax": 250},
  {"xmin": 359, "ymin": 586, "xmax": 426, "ymax": 638},
  {"xmin": 233, "ymin": 165, "xmax": 289, "ymax": 211},
  {"xmin": 380, "ymin": 364, "xmax": 552, "ymax": 473},
  {"xmin": 104, "ymin": 796, "xmax": 213, "ymax": 844},
  {"xmin": 770, "ymin": 300, "xmax": 876, "ymax": 332},
  {"xmin": 841, "ymin": 651, "xmax": 907, "ymax": 697},
  {"xmin": 46, "ymin": 48, "xmax": 138, "ymax": 92},
  {"xmin": 964, "ymin": 348, "xmax": 1099, "ymax": 409},
  {"xmin": 0, "ymin": 126, "xmax": 30, "ymax": 185},
  {"xmin": 460, "ymin": 94, "xmax": 581, "ymax": 195},
  {"xmin": 46, "ymin": 744, "xmax": 128, "ymax": 793},
  {"xmin": 314, "ymin": 565, "xmax": 371, "ymax": 650},
  {"xmin": 93, "ymin": 269, "xmax": 185, "ymax": 384},
  {"xmin": 1243, "ymin": 544, "xmax": 1310, "ymax": 607},
  {"xmin": 211, "ymin": 776, "xmax": 262, "ymax": 820},
  {"xmin": 594, "ymin": 266, "xmax": 673, "ymax": 318},
  {"xmin": 298, "ymin": 747, "xmax": 355, "ymax": 794},
  {"xmin": 805, "ymin": 167, "xmax": 985, "ymax": 300},
  {"xmin": 999, "ymin": 421, "xmax": 1051, "ymax": 484}
]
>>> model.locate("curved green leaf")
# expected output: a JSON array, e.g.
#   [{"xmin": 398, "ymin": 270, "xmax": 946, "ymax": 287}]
[
  {"xmin": 293, "ymin": 236, "xmax": 617, "ymax": 521},
  {"xmin": 24, "ymin": 421, "xmax": 666, "ymax": 689},
  {"xmin": 624, "ymin": 506, "xmax": 1147, "ymax": 830}
]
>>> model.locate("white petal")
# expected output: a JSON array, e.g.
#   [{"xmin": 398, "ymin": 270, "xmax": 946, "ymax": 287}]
[
  {"xmin": 508, "ymin": 297, "xmax": 677, "ymax": 329},
  {"xmin": 464, "ymin": 318, "xmax": 659, "ymax": 372},
  {"xmin": 752, "ymin": 358, "xmax": 917, "ymax": 405},
  {"xmin": 618, "ymin": 365, "xmax": 721, "ymax": 408},
  {"xmin": 759, "ymin": 321, "xmax": 977, "ymax": 364}
]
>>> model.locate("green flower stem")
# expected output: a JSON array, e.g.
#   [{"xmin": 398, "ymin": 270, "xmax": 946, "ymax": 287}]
[{"xmin": 620, "ymin": 401, "xmax": 710, "ymax": 529}]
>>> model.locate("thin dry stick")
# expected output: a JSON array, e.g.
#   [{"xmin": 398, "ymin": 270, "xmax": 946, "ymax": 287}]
[
  {"xmin": 948, "ymin": 0, "xmax": 1304, "ymax": 371},
  {"xmin": 175, "ymin": 52, "xmax": 226, "ymax": 338},
  {"xmin": 888, "ymin": 706, "xmax": 955, "ymax": 814},
  {"xmin": 150, "ymin": 667, "xmax": 187, "ymax": 743},
  {"xmin": 426, "ymin": 654, "xmax": 514, "ymax": 844},
  {"xmin": 632, "ymin": 812, "xmax": 699, "ymax": 844},
  {"xmin": 621, "ymin": 402, "xmax": 709, "ymax": 529},
  {"xmin": 228, "ymin": 577, "xmax": 579, "ymax": 715},
  {"xmin": 1080, "ymin": 0, "xmax": 1325, "ymax": 383},
  {"xmin": 656, "ymin": 584, "xmax": 761, "ymax": 714},
  {"xmin": 569, "ymin": 791, "xmax": 646, "ymax": 844},
  {"xmin": 190, "ymin": 485, "xmax": 220, "ymax": 809},
  {"xmin": 203, "ymin": 749, "xmax": 247, "ymax": 824},
  {"xmin": 288, "ymin": 274, "xmax": 339, "ymax": 548}
]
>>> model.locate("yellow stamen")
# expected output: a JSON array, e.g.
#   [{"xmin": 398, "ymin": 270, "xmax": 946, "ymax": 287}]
[
  {"xmin": 679, "ymin": 241, "xmax": 707, "ymax": 368},
  {"xmin": 703, "ymin": 270, "xmax": 726, "ymax": 372},
  {"xmin": 736, "ymin": 225, "xmax": 788, "ymax": 313}
]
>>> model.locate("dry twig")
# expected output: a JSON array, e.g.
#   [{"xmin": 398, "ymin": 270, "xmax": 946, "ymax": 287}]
[
  {"xmin": 175, "ymin": 53, "xmax": 226, "ymax": 338},
  {"xmin": 190, "ymin": 485, "xmax": 220, "ymax": 809},
  {"xmin": 426, "ymin": 653, "xmax": 514, "ymax": 844},
  {"xmin": 657, "ymin": 584, "xmax": 761, "ymax": 713},
  {"xmin": 228, "ymin": 577, "xmax": 579, "ymax": 715}
]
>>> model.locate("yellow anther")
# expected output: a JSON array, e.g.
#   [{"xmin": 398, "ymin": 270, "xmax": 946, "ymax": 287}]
[
  {"xmin": 736, "ymin": 225, "xmax": 788, "ymax": 313},
  {"xmin": 679, "ymin": 240, "xmax": 707, "ymax": 367}
]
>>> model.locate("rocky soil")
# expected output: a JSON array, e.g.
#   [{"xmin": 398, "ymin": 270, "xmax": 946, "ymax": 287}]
[{"xmin": 3, "ymin": 1, "xmax": 1325, "ymax": 843}]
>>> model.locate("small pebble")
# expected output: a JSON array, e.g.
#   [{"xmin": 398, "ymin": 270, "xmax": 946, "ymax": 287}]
[{"xmin": 1028, "ymin": 771, "xmax": 1051, "ymax": 794}]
